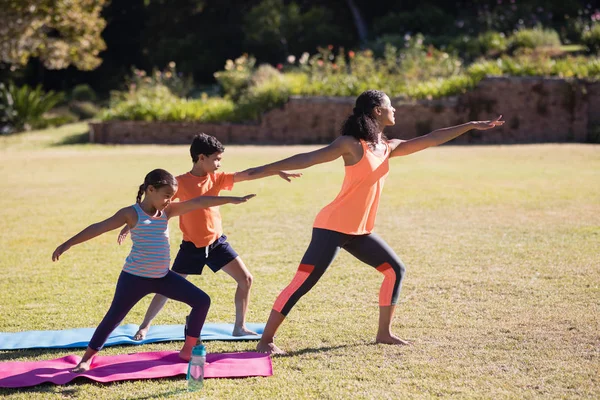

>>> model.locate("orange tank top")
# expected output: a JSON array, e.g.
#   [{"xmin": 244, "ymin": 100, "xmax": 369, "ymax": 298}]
[{"xmin": 313, "ymin": 139, "xmax": 390, "ymax": 235}]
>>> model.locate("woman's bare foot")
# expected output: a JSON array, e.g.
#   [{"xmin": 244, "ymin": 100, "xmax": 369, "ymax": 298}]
[
  {"xmin": 256, "ymin": 339, "xmax": 286, "ymax": 355},
  {"xmin": 375, "ymin": 333, "xmax": 411, "ymax": 345},
  {"xmin": 232, "ymin": 325, "xmax": 258, "ymax": 336},
  {"xmin": 71, "ymin": 360, "xmax": 92, "ymax": 373},
  {"xmin": 133, "ymin": 326, "xmax": 149, "ymax": 341}
]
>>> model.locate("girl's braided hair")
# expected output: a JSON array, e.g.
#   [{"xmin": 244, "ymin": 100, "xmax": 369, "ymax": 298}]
[{"xmin": 136, "ymin": 169, "xmax": 177, "ymax": 203}]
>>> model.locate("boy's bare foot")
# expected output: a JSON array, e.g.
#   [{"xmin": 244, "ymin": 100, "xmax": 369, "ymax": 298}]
[
  {"xmin": 256, "ymin": 340, "xmax": 286, "ymax": 355},
  {"xmin": 375, "ymin": 333, "xmax": 411, "ymax": 345},
  {"xmin": 71, "ymin": 361, "xmax": 91, "ymax": 373},
  {"xmin": 133, "ymin": 326, "xmax": 149, "ymax": 341},
  {"xmin": 232, "ymin": 326, "xmax": 258, "ymax": 336}
]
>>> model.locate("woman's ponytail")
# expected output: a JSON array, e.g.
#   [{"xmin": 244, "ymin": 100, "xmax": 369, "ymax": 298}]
[{"xmin": 341, "ymin": 90, "xmax": 387, "ymax": 145}]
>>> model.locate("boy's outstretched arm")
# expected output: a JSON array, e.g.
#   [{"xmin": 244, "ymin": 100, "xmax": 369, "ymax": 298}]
[
  {"xmin": 166, "ymin": 194, "xmax": 256, "ymax": 218},
  {"xmin": 52, "ymin": 207, "xmax": 136, "ymax": 261},
  {"xmin": 117, "ymin": 224, "xmax": 129, "ymax": 245}
]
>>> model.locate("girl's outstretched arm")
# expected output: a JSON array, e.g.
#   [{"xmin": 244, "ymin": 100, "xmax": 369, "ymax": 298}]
[
  {"xmin": 389, "ymin": 116, "xmax": 505, "ymax": 157},
  {"xmin": 52, "ymin": 207, "xmax": 137, "ymax": 261},
  {"xmin": 166, "ymin": 194, "xmax": 256, "ymax": 218},
  {"xmin": 246, "ymin": 136, "xmax": 355, "ymax": 175}
]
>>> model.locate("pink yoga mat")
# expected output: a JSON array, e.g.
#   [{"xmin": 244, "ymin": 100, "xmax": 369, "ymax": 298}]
[{"xmin": 0, "ymin": 350, "xmax": 272, "ymax": 388}]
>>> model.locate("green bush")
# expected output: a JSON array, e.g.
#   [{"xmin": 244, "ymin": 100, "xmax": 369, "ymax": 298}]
[
  {"xmin": 34, "ymin": 107, "xmax": 79, "ymax": 129},
  {"xmin": 214, "ymin": 54, "xmax": 256, "ymax": 101},
  {"xmin": 451, "ymin": 32, "xmax": 508, "ymax": 59},
  {"xmin": 476, "ymin": 31, "xmax": 509, "ymax": 56},
  {"xmin": 101, "ymin": 88, "xmax": 236, "ymax": 123},
  {"xmin": 582, "ymin": 23, "xmax": 600, "ymax": 53},
  {"xmin": 0, "ymin": 82, "xmax": 65, "ymax": 132},
  {"xmin": 71, "ymin": 84, "xmax": 97, "ymax": 102},
  {"xmin": 406, "ymin": 75, "xmax": 476, "ymax": 100},
  {"xmin": 69, "ymin": 101, "xmax": 101, "ymax": 119},
  {"xmin": 510, "ymin": 26, "xmax": 561, "ymax": 50},
  {"xmin": 467, "ymin": 60, "xmax": 504, "ymax": 81}
]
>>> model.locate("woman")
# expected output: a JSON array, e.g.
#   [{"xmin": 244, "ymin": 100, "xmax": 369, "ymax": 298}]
[{"xmin": 249, "ymin": 90, "xmax": 504, "ymax": 354}]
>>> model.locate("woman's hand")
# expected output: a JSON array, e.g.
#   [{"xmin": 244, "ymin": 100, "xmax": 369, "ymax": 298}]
[
  {"xmin": 277, "ymin": 171, "xmax": 302, "ymax": 182},
  {"xmin": 471, "ymin": 115, "xmax": 505, "ymax": 130}
]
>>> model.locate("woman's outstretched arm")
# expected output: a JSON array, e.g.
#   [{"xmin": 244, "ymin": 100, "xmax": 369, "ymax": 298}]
[
  {"xmin": 247, "ymin": 136, "xmax": 355, "ymax": 174},
  {"xmin": 389, "ymin": 116, "xmax": 504, "ymax": 157}
]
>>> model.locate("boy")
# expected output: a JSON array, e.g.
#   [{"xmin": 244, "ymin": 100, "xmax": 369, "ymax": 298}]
[{"xmin": 119, "ymin": 133, "xmax": 300, "ymax": 338}]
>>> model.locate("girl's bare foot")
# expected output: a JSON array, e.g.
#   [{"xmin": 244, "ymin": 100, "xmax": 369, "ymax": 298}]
[
  {"xmin": 133, "ymin": 326, "xmax": 149, "ymax": 341},
  {"xmin": 179, "ymin": 347, "xmax": 193, "ymax": 362},
  {"xmin": 71, "ymin": 360, "xmax": 91, "ymax": 373},
  {"xmin": 232, "ymin": 326, "xmax": 258, "ymax": 336},
  {"xmin": 375, "ymin": 333, "xmax": 411, "ymax": 345},
  {"xmin": 256, "ymin": 340, "xmax": 286, "ymax": 355}
]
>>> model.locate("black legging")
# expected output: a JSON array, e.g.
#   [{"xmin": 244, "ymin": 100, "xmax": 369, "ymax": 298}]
[
  {"xmin": 273, "ymin": 228, "xmax": 406, "ymax": 316},
  {"xmin": 88, "ymin": 270, "xmax": 210, "ymax": 350}
]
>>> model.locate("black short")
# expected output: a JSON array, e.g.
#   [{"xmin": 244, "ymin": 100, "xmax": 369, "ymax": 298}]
[{"xmin": 171, "ymin": 235, "xmax": 238, "ymax": 275}]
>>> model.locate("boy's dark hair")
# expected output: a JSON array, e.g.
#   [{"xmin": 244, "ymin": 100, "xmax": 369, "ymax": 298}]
[
  {"xmin": 341, "ymin": 89, "xmax": 387, "ymax": 145},
  {"xmin": 190, "ymin": 133, "xmax": 225, "ymax": 163},
  {"xmin": 136, "ymin": 169, "xmax": 177, "ymax": 203}
]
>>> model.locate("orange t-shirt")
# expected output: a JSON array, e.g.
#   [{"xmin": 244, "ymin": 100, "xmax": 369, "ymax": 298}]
[
  {"xmin": 174, "ymin": 171, "xmax": 235, "ymax": 248},
  {"xmin": 313, "ymin": 140, "xmax": 390, "ymax": 234}
]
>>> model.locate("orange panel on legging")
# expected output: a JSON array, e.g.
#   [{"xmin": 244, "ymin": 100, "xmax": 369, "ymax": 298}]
[
  {"xmin": 273, "ymin": 264, "xmax": 315, "ymax": 313},
  {"xmin": 376, "ymin": 262, "xmax": 396, "ymax": 306}
]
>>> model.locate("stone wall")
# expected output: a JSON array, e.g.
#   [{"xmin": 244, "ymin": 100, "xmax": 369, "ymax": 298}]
[{"xmin": 89, "ymin": 77, "xmax": 600, "ymax": 145}]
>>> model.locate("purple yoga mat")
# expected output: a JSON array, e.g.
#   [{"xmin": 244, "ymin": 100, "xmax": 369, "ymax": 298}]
[{"xmin": 0, "ymin": 350, "xmax": 272, "ymax": 388}]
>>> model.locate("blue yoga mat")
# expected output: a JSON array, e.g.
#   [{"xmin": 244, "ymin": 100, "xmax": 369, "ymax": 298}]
[{"xmin": 0, "ymin": 323, "xmax": 265, "ymax": 350}]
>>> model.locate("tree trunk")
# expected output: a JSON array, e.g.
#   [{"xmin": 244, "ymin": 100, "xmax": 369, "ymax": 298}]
[{"xmin": 345, "ymin": 0, "xmax": 368, "ymax": 45}]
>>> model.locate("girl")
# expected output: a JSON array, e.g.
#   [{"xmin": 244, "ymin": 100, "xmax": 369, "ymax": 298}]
[
  {"xmin": 52, "ymin": 168, "xmax": 255, "ymax": 372},
  {"xmin": 248, "ymin": 89, "xmax": 504, "ymax": 354}
]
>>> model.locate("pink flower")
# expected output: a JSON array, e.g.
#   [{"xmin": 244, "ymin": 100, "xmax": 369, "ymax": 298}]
[
  {"xmin": 348, "ymin": 50, "xmax": 355, "ymax": 58},
  {"xmin": 276, "ymin": 63, "xmax": 283, "ymax": 70},
  {"xmin": 328, "ymin": 44, "xmax": 334, "ymax": 50},
  {"xmin": 317, "ymin": 60, "xmax": 324, "ymax": 66}
]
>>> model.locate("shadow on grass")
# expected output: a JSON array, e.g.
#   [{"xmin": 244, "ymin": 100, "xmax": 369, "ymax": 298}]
[
  {"xmin": 0, "ymin": 348, "xmax": 70, "ymax": 362},
  {"xmin": 276, "ymin": 343, "xmax": 352, "ymax": 357},
  {"xmin": 0, "ymin": 379, "xmax": 188, "ymax": 398},
  {"xmin": 51, "ymin": 131, "xmax": 90, "ymax": 146},
  {"xmin": 0, "ymin": 378, "xmax": 188, "ymax": 397}
]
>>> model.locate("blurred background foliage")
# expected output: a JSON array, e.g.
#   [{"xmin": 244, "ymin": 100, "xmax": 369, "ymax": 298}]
[{"xmin": 1, "ymin": 0, "xmax": 599, "ymax": 131}]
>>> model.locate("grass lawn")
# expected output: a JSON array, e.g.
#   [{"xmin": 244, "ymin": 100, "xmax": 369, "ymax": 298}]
[{"xmin": 0, "ymin": 123, "xmax": 598, "ymax": 399}]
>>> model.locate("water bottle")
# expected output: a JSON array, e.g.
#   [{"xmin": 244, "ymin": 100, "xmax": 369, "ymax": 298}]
[{"xmin": 187, "ymin": 344, "xmax": 206, "ymax": 391}]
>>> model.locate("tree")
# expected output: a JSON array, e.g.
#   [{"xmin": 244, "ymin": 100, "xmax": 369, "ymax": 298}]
[
  {"xmin": 0, "ymin": 0, "xmax": 108, "ymax": 70},
  {"xmin": 243, "ymin": 0, "xmax": 346, "ymax": 62}
]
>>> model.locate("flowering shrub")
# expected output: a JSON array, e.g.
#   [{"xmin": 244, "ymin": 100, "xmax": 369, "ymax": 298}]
[
  {"xmin": 102, "ymin": 42, "xmax": 600, "ymax": 123},
  {"xmin": 582, "ymin": 22, "xmax": 600, "ymax": 53},
  {"xmin": 510, "ymin": 26, "xmax": 562, "ymax": 50}
]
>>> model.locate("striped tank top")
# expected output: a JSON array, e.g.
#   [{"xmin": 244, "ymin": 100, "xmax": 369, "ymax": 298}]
[
  {"xmin": 313, "ymin": 139, "xmax": 390, "ymax": 235},
  {"xmin": 122, "ymin": 203, "xmax": 170, "ymax": 278}
]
